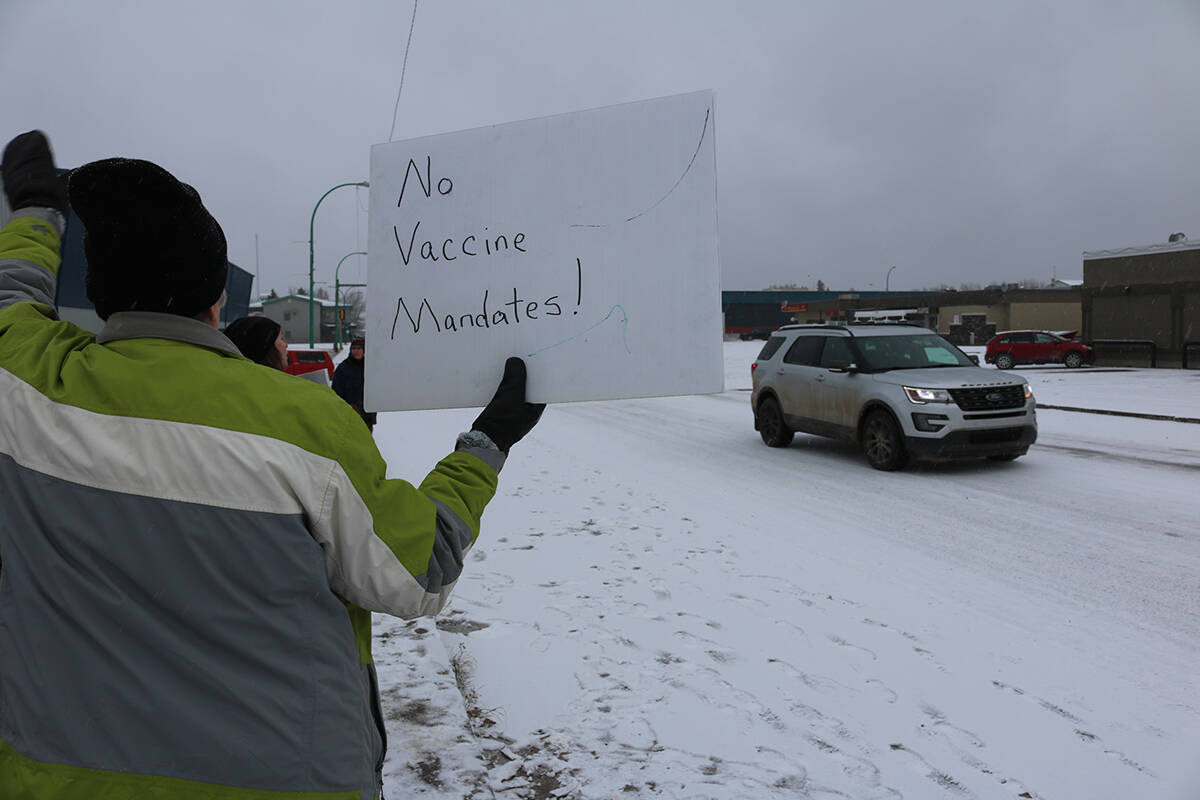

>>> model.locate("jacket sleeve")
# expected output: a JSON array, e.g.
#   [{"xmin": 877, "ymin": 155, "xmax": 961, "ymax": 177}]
[
  {"xmin": 0, "ymin": 208, "xmax": 63, "ymax": 314},
  {"xmin": 330, "ymin": 362, "xmax": 347, "ymax": 398},
  {"xmin": 309, "ymin": 407, "xmax": 506, "ymax": 619}
]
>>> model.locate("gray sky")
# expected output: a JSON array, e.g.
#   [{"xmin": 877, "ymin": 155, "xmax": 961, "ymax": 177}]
[{"xmin": 4, "ymin": 0, "xmax": 1198, "ymax": 295}]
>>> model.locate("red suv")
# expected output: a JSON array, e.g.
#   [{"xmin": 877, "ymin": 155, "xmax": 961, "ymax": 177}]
[
  {"xmin": 984, "ymin": 330, "xmax": 1094, "ymax": 369},
  {"xmin": 285, "ymin": 350, "xmax": 335, "ymax": 383}
]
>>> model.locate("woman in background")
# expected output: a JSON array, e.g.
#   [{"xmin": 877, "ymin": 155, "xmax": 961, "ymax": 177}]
[
  {"xmin": 332, "ymin": 336, "xmax": 376, "ymax": 433},
  {"xmin": 225, "ymin": 315, "xmax": 288, "ymax": 371}
]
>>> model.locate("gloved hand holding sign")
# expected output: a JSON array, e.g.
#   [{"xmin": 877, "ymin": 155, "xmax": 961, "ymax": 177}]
[{"xmin": 472, "ymin": 357, "xmax": 546, "ymax": 454}]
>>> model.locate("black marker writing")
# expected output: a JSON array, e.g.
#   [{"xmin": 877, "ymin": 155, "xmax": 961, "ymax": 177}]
[
  {"xmin": 396, "ymin": 156, "xmax": 453, "ymax": 208},
  {"xmin": 392, "ymin": 287, "xmax": 563, "ymax": 337},
  {"xmin": 386, "ymin": 156, "xmax": 592, "ymax": 340},
  {"xmin": 393, "ymin": 220, "xmax": 527, "ymax": 266}
]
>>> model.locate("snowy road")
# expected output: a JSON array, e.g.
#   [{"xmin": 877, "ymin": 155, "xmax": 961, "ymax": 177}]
[{"xmin": 376, "ymin": 342, "xmax": 1200, "ymax": 799}]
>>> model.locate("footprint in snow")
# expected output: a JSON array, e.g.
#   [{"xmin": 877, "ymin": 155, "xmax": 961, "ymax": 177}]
[
  {"xmin": 887, "ymin": 743, "xmax": 970, "ymax": 796},
  {"xmin": 803, "ymin": 734, "xmax": 894, "ymax": 792},
  {"xmin": 920, "ymin": 703, "xmax": 984, "ymax": 749},
  {"xmin": 861, "ymin": 617, "xmax": 922, "ymax": 644},
  {"xmin": 826, "ymin": 633, "xmax": 879, "ymax": 661}
]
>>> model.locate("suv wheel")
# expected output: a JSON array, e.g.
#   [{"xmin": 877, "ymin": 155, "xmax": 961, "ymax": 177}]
[
  {"xmin": 862, "ymin": 410, "xmax": 909, "ymax": 471},
  {"xmin": 1063, "ymin": 351, "xmax": 1083, "ymax": 368},
  {"xmin": 757, "ymin": 397, "xmax": 794, "ymax": 447},
  {"xmin": 995, "ymin": 353, "xmax": 1015, "ymax": 370}
]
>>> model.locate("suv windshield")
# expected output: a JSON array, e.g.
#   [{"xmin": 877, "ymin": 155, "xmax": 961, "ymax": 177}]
[{"xmin": 854, "ymin": 334, "xmax": 974, "ymax": 371}]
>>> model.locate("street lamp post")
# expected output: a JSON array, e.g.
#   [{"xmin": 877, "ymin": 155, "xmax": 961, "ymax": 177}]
[
  {"xmin": 885, "ymin": 265, "xmax": 897, "ymax": 292},
  {"xmin": 334, "ymin": 250, "xmax": 367, "ymax": 350},
  {"xmin": 309, "ymin": 181, "xmax": 369, "ymax": 347}
]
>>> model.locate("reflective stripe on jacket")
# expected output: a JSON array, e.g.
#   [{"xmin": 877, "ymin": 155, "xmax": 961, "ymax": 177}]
[{"xmin": 0, "ymin": 209, "xmax": 502, "ymax": 799}]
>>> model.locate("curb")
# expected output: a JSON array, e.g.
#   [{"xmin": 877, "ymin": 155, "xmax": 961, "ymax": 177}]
[{"xmin": 1036, "ymin": 404, "xmax": 1200, "ymax": 425}]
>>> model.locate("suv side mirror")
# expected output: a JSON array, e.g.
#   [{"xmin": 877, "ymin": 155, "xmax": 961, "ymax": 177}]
[
  {"xmin": 967, "ymin": 354, "xmax": 980, "ymax": 365},
  {"xmin": 826, "ymin": 360, "xmax": 856, "ymax": 373}
]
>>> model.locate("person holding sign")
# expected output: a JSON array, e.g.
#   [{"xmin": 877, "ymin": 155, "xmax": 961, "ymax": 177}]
[{"xmin": 0, "ymin": 130, "xmax": 544, "ymax": 800}]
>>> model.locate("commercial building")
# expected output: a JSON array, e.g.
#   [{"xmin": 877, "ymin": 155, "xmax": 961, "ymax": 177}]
[
  {"xmin": 1081, "ymin": 236, "xmax": 1199, "ymax": 364},
  {"xmin": 730, "ymin": 286, "xmax": 1081, "ymax": 346},
  {"xmin": 723, "ymin": 290, "xmax": 901, "ymax": 335}
]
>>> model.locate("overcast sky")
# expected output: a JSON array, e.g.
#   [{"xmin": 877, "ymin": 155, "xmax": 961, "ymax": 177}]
[{"xmin": 4, "ymin": 0, "xmax": 1199, "ymax": 296}]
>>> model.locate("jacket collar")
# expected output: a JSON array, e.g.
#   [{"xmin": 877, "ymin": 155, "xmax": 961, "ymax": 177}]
[{"xmin": 96, "ymin": 311, "xmax": 241, "ymax": 356}]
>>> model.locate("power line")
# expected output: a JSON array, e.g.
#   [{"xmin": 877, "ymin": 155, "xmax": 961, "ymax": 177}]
[{"xmin": 388, "ymin": 0, "xmax": 419, "ymax": 142}]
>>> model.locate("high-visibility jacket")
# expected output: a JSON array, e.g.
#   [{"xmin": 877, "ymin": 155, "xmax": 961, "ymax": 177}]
[{"xmin": 0, "ymin": 208, "xmax": 504, "ymax": 799}]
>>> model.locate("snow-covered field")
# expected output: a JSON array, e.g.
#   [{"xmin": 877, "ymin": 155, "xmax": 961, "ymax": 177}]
[{"xmin": 365, "ymin": 341, "xmax": 1200, "ymax": 799}]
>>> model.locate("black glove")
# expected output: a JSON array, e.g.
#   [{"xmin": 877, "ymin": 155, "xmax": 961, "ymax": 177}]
[
  {"xmin": 472, "ymin": 357, "xmax": 546, "ymax": 454},
  {"xmin": 2, "ymin": 130, "xmax": 67, "ymax": 213}
]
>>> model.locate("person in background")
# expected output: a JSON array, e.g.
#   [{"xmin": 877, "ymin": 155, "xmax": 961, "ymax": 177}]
[
  {"xmin": 333, "ymin": 335, "xmax": 377, "ymax": 432},
  {"xmin": 0, "ymin": 130, "xmax": 545, "ymax": 799},
  {"xmin": 225, "ymin": 314, "xmax": 288, "ymax": 371}
]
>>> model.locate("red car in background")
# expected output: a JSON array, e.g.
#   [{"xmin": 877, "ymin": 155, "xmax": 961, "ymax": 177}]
[
  {"xmin": 285, "ymin": 350, "xmax": 335, "ymax": 384},
  {"xmin": 984, "ymin": 330, "xmax": 1094, "ymax": 369}
]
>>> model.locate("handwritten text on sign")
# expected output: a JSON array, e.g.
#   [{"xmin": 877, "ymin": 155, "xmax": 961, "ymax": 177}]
[
  {"xmin": 389, "ymin": 156, "xmax": 585, "ymax": 338},
  {"xmin": 366, "ymin": 90, "xmax": 722, "ymax": 412}
]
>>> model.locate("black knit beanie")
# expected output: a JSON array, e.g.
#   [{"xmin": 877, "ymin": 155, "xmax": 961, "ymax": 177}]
[
  {"xmin": 224, "ymin": 316, "xmax": 282, "ymax": 365},
  {"xmin": 68, "ymin": 158, "xmax": 228, "ymax": 320}
]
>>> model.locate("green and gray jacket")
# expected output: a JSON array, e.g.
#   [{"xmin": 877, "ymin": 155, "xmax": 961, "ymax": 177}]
[{"xmin": 0, "ymin": 208, "xmax": 503, "ymax": 799}]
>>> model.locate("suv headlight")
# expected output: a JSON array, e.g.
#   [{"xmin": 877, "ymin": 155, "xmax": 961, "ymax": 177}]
[{"xmin": 903, "ymin": 386, "xmax": 952, "ymax": 404}]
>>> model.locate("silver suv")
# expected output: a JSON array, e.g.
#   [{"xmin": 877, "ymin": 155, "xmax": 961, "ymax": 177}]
[{"xmin": 751, "ymin": 324, "xmax": 1036, "ymax": 470}]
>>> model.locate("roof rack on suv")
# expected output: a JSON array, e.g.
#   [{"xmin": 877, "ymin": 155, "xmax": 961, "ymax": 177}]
[
  {"xmin": 776, "ymin": 322, "xmax": 925, "ymax": 335},
  {"xmin": 777, "ymin": 324, "xmax": 848, "ymax": 331}
]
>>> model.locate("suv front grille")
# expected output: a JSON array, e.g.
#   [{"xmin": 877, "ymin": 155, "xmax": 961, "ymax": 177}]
[{"xmin": 948, "ymin": 385, "xmax": 1026, "ymax": 411}]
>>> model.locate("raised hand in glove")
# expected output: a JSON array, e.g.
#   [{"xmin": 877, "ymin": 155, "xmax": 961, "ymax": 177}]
[
  {"xmin": 472, "ymin": 357, "xmax": 546, "ymax": 454},
  {"xmin": 2, "ymin": 130, "xmax": 67, "ymax": 213}
]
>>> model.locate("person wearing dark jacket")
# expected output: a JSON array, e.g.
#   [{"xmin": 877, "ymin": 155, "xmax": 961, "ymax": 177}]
[
  {"xmin": 332, "ymin": 335, "xmax": 377, "ymax": 432},
  {"xmin": 0, "ymin": 130, "xmax": 545, "ymax": 799}
]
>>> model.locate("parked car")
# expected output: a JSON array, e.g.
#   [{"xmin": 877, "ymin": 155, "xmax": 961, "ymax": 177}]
[
  {"xmin": 285, "ymin": 349, "xmax": 335, "ymax": 384},
  {"xmin": 984, "ymin": 330, "xmax": 1094, "ymax": 370},
  {"xmin": 751, "ymin": 324, "xmax": 1036, "ymax": 470},
  {"xmin": 738, "ymin": 327, "xmax": 774, "ymax": 341}
]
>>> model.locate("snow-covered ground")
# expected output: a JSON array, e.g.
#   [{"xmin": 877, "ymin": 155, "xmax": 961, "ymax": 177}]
[{"xmin": 363, "ymin": 341, "xmax": 1200, "ymax": 799}]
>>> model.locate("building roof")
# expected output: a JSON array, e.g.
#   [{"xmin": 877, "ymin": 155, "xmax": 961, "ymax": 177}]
[
  {"xmin": 1082, "ymin": 238, "xmax": 1200, "ymax": 260},
  {"xmin": 722, "ymin": 290, "xmax": 910, "ymax": 304},
  {"xmin": 257, "ymin": 293, "xmax": 337, "ymax": 308}
]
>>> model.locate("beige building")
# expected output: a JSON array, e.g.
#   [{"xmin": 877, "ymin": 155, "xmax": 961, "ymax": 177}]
[{"xmin": 939, "ymin": 290, "xmax": 1081, "ymax": 341}]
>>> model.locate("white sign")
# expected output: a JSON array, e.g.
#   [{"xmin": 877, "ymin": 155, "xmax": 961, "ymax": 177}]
[{"xmin": 365, "ymin": 91, "xmax": 722, "ymax": 411}]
